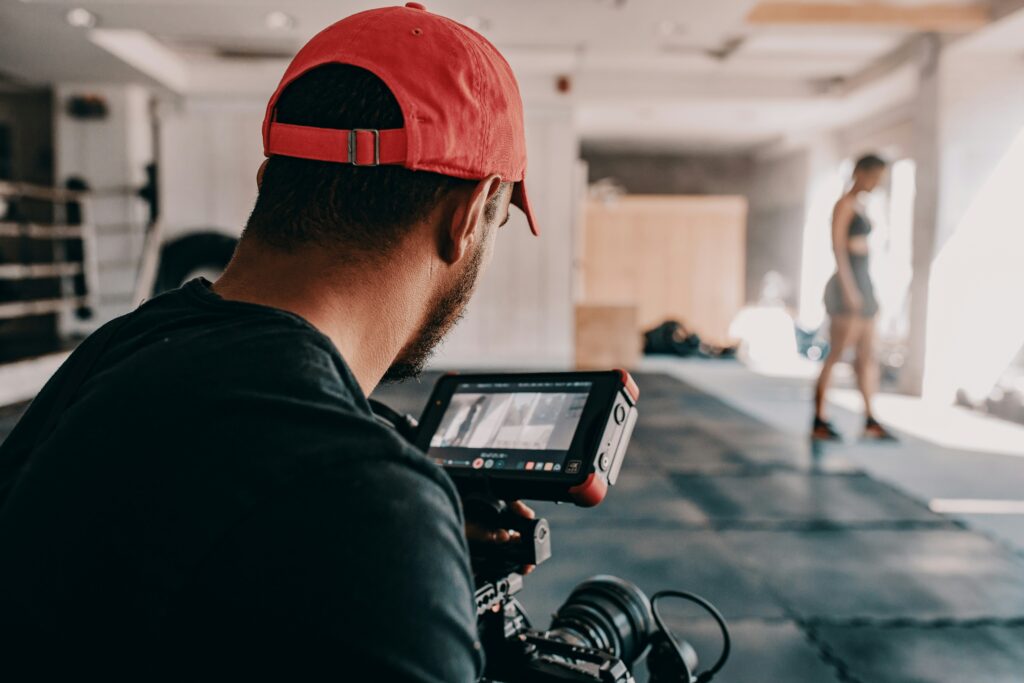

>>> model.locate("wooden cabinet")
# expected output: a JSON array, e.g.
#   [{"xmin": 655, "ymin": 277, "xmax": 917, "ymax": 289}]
[
  {"xmin": 578, "ymin": 195, "xmax": 746, "ymax": 351},
  {"xmin": 574, "ymin": 304, "xmax": 640, "ymax": 370}
]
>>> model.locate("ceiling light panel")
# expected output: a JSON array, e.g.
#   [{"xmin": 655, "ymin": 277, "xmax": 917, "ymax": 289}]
[{"xmin": 65, "ymin": 7, "xmax": 97, "ymax": 28}]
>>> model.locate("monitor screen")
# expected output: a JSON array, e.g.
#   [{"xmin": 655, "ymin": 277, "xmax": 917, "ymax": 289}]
[{"xmin": 428, "ymin": 379, "xmax": 592, "ymax": 473}]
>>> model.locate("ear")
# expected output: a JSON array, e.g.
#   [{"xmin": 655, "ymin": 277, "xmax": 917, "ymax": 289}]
[
  {"xmin": 256, "ymin": 159, "xmax": 269, "ymax": 189},
  {"xmin": 441, "ymin": 174, "xmax": 503, "ymax": 265}
]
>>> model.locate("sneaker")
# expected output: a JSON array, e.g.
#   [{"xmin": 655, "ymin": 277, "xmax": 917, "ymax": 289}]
[
  {"xmin": 812, "ymin": 417, "xmax": 842, "ymax": 441},
  {"xmin": 863, "ymin": 417, "xmax": 897, "ymax": 441}
]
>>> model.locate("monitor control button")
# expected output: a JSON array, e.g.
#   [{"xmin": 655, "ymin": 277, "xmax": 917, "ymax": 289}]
[
  {"xmin": 613, "ymin": 404, "xmax": 626, "ymax": 424},
  {"xmin": 598, "ymin": 453, "xmax": 610, "ymax": 471}
]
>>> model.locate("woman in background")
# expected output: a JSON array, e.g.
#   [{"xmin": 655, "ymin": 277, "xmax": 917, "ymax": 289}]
[{"xmin": 813, "ymin": 154, "xmax": 896, "ymax": 441}]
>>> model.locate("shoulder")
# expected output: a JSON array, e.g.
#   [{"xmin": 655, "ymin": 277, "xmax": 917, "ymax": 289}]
[
  {"xmin": 191, "ymin": 415, "xmax": 472, "ymax": 599},
  {"xmin": 180, "ymin": 439, "xmax": 481, "ymax": 681},
  {"xmin": 832, "ymin": 196, "xmax": 856, "ymax": 223},
  {"xmin": 319, "ymin": 420, "xmax": 467, "ymax": 522},
  {"xmin": 834, "ymin": 195, "xmax": 856, "ymax": 212},
  {"xmin": 104, "ymin": 295, "xmax": 367, "ymax": 409}
]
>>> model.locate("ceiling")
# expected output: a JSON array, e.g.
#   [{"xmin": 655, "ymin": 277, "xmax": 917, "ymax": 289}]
[{"xmin": 0, "ymin": 0, "xmax": 1013, "ymax": 151}]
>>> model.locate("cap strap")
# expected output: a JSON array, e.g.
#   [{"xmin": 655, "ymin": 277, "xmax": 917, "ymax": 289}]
[{"xmin": 266, "ymin": 122, "xmax": 408, "ymax": 166}]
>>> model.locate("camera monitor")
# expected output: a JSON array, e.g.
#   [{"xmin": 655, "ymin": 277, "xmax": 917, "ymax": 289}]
[{"xmin": 415, "ymin": 371, "xmax": 638, "ymax": 506}]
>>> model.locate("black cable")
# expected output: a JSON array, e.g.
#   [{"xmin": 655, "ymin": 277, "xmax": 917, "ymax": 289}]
[{"xmin": 651, "ymin": 590, "xmax": 731, "ymax": 683}]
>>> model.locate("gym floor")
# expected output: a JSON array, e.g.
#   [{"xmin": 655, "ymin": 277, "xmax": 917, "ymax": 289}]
[
  {"xmin": 4, "ymin": 366, "xmax": 1024, "ymax": 681},
  {"xmin": 376, "ymin": 367, "xmax": 1024, "ymax": 683}
]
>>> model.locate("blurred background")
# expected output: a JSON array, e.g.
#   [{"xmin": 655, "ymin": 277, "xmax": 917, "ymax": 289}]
[{"xmin": 2, "ymin": 1, "xmax": 1024, "ymax": 680}]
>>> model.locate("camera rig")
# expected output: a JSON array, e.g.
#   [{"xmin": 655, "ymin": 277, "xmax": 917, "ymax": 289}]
[
  {"xmin": 465, "ymin": 498, "xmax": 727, "ymax": 683},
  {"xmin": 469, "ymin": 498, "xmax": 636, "ymax": 683},
  {"xmin": 369, "ymin": 370, "xmax": 731, "ymax": 683}
]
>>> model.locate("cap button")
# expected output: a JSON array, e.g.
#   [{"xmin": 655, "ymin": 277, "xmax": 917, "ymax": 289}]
[{"xmin": 405, "ymin": 2, "xmax": 426, "ymax": 9}]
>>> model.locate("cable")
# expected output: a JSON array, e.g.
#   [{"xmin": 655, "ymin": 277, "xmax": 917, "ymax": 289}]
[{"xmin": 651, "ymin": 590, "xmax": 731, "ymax": 683}]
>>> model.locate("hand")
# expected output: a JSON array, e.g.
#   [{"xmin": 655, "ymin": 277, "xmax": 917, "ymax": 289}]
[
  {"xmin": 465, "ymin": 499, "xmax": 535, "ymax": 542},
  {"xmin": 465, "ymin": 500, "xmax": 536, "ymax": 575}
]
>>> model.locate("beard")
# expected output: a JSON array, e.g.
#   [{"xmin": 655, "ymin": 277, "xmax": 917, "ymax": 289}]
[{"xmin": 381, "ymin": 238, "xmax": 486, "ymax": 384}]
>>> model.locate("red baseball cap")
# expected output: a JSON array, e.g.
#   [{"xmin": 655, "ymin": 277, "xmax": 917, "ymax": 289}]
[{"xmin": 261, "ymin": 2, "xmax": 538, "ymax": 235}]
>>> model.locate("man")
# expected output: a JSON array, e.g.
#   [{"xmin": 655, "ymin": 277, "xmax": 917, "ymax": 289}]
[{"xmin": 0, "ymin": 4, "xmax": 537, "ymax": 680}]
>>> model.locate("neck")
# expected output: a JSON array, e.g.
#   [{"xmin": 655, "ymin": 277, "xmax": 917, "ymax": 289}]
[{"xmin": 212, "ymin": 237, "xmax": 432, "ymax": 395}]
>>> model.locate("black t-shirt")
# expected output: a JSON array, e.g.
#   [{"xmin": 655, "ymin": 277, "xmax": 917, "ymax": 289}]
[{"xmin": 0, "ymin": 280, "xmax": 482, "ymax": 681}]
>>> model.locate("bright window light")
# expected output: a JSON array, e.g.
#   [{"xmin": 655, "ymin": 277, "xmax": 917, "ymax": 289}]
[
  {"xmin": 797, "ymin": 155, "xmax": 845, "ymax": 329},
  {"xmin": 867, "ymin": 159, "xmax": 915, "ymax": 344},
  {"xmin": 923, "ymin": 124, "xmax": 1024, "ymax": 404}
]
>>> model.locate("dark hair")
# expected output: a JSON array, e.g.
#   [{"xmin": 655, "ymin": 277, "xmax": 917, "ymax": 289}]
[
  {"xmin": 853, "ymin": 153, "xmax": 887, "ymax": 174},
  {"xmin": 244, "ymin": 64, "xmax": 506, "ymax": 254}
]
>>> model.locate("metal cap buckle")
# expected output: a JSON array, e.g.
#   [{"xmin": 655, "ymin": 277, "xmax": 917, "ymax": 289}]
[{"xmin": 348, "ymin": 129, "xmax": 380, "ymax": 166}]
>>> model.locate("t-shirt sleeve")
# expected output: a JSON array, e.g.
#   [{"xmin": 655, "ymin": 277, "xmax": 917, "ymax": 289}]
[{"xmin": 176, "ymin": 451, "xmax": 483, "ymax": 682}]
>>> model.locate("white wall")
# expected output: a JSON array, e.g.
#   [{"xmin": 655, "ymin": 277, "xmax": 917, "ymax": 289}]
[
  {"xmin": 432, "ymin": 103, "xmax": 577, "ymax": 368},
  {"xmin": 921, "ymin": 45, "xmax": 1024, "ymax": 403},
  {"xmin": 158, "ymin": 97, "xmax": 264, "ymax": 242},
  {"xmin": 795, "ymin": 134, "xmax": 844, "ymax": 329},
  {"xmin": 746, "ymin": 147, "xmax": 810, "ymax": 309},
  {"xmin": 158, "ymin": 98, "xmax": 578, "ymax": 369}
]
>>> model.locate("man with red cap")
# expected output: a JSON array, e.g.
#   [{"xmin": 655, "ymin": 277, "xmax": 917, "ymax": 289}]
[{"xmin": 0, "ymin": 4, "xmax": 536, "ymax": 680}]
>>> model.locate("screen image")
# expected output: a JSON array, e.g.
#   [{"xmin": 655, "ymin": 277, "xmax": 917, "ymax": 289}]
[{"xmin": 429, "ymin": 380, "xmax": 591, "ymax": 472}]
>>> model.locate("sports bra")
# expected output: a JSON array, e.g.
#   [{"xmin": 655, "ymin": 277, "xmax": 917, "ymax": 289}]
[{"xmin": 848, "ymin": 212, "xmax": 872, "ymax": 237}]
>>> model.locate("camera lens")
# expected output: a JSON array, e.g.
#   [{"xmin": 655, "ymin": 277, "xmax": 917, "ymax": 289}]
[{"xmin": 546, "ymin": 575, "xmax": 654, "ymax": 665}]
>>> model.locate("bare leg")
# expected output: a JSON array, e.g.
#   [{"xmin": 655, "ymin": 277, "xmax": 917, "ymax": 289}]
[
  {"xmin": 814, "ymin": 315, "xmax": 862, "ymax": 421},
  {"xmin": 854, "ymin": 317, "xmax": 896, "ymax": 439},
  {"xmin": 854, "ymin": 316, "xmax": 878, "ymax": 420}
]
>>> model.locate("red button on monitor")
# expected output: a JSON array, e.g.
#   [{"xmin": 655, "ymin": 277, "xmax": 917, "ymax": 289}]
[{"xmin": 472, "ymin": 458, "xmax": 484, "ymax": 469}]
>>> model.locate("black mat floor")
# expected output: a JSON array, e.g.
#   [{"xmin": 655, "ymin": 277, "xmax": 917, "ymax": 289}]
[{"xmin": 372, "ymin": 372, "xmax": 1024, "ymax": 683}]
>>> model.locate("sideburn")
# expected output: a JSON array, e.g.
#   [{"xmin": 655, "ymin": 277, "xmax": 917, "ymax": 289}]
[{"xmin": 380, "ymin": 235, "xmax": 487, "ymax": 384}]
